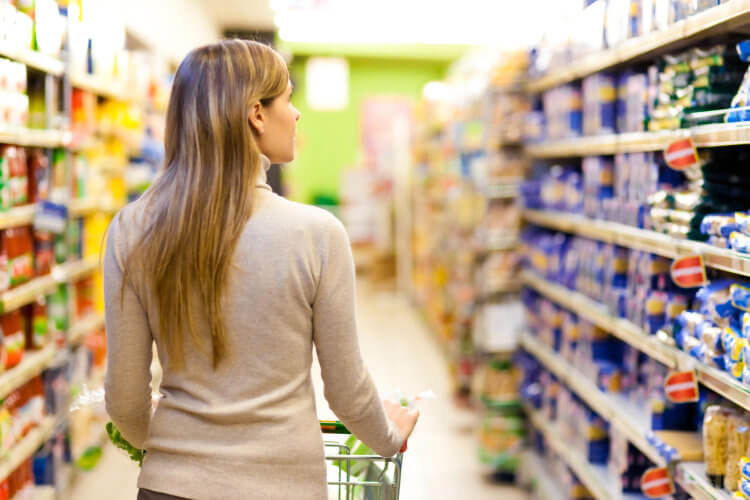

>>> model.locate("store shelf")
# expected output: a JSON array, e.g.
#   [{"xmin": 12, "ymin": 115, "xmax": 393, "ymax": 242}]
[
  {"xmin": 68, "ymin": 313, "xmax": 106, "ymax": 346},
  {"xmin": 522, "ymin": 269, "xmax": 750, "ymax": 414},
  {"xmin": 526, "ymin": 123, "xmax": 750, "ymax": 158},
  {"xmin": 0, "ymin": 416, "xmax": 56, "ymax": 481},
  {"xmin": 53, "ymin": 256, "xmax": 99, "ymax": 283},
  {"xmin": 680, "ymin": 351, "xmax": 750, "ymax": 414},
  {"xmin": 69, "ymin": 198, "xmax": 101, "ymax": 218},
  {"xmin": 0, "ymin": 343, "xmax": 56, "ymax": 401},
  {"xmin": 520, "ymin": 333, "xmax": 667, "ymax": 467},
  {"xmin": 0, "ymin": 42, "xmax": 64, "ymax": 76},
  {"xmin": 525, "ymin": 0, "xmax": 750, "ymax": 93},
  {"xmin": 523, "ymin": 210, "xmax": 750, "ymax": 279},
  {"xmin": 1, "ymin": 258, "xmax": 99, "ymax": 313},
  {"xmin": 483, "ymin": 183, "xmax": 520, "ymax": 199},
  {"xmin": 525, "ymin": 404, "xmax": 647, "ymax": 500},
  {"xmin": 0, "ymin": 204, "xmax": 36, "ymax": 230},
  {"xmin": 70, "ymin": 72, "xmax": 132, "ymax": 101},
  {"xmin": 521, "ymin": 270, "xmax": 676, "ymax": 367},
  {"xmin": 477, "ymin": 237, "xmax": 518, "ymax": 254},
  {"xmin": 675, "ymin": 462, "xmax": 732, "ymax": 500},
  {"xmin": 0, "ymin": 127, "xmax": 68, "ymax": 149}
]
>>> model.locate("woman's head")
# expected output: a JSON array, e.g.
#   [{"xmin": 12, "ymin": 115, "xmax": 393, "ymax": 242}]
[
  {"xmin": 124, "ymin": 40, "xmax": 295, "ymax": 370},
  {"xmin": 166, "ymin": 39, "xmax": 297, "ymax": 169}
]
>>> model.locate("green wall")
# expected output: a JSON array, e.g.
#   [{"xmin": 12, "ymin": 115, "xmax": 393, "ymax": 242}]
[{"xmin": 284, "ymin": 56, "xmax": 449, "ymax": 204}]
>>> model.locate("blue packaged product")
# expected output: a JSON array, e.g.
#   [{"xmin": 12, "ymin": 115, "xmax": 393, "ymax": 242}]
[
  {"xmin": 743, "ymin": 477, "xmax": 750, "ymax": 498},
  {"xmin": 741, "ymin": 456, "xmax": 750, "ymax": 480},
  {"xmin": 646, "ymin": 290, "xmax": 668, "ymax": 334},
  {"xmin": 583, "ymin": 73, "xmax": 617, "ymax": 136},
  {"xmin": 731, "ymin": 232, "xmax": 750, "ymax": 254},
  {"xmin": 722, "ymin": 327, "xmax": 742, "ymax": 355},
  {"xmin": 735, "ymin": 213, "xmax": 750, "ymax": 236},
  {"xmin": 714, "ymin": 353, "xmax": 728, "ymax": 371},
  {"xmin": 596, "ymin": 361, "xmax": 622, "ymax": 392},
  {"xmin": 743, "ymin": 312, "xmax": 750, "ymax": 339},
  {"xmin": 732, "ymin": 284, "xmax": 750, "ymax": 311},
  {"xmin": 701, "ymin": 213, "xmax": 738, "ymax": 237},
  {"xmin": 689, "ymin": 340, "xmax": 707, "ymax": 362}
]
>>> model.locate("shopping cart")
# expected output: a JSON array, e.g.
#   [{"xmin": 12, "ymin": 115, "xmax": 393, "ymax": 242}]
[{"xmin": 320, "ymin": 420, "xmax": 403, "ymax": 500}]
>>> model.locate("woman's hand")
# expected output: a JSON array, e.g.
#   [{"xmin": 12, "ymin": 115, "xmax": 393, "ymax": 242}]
[{"xmin": 384, "ymin": 400, "xmax": 419, "ymax": 452}]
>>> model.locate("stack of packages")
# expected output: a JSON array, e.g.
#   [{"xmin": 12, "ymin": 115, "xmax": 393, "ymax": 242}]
[
  {"xmin": 649, "ymin": 46, "xmax": 745, "ymax": 130},
  {"xmin": 698, "ymin": 147, "xmax": 750, "ymax": 250},
  {"xmin": 522, "ymin": 230, "xmax": 694, "ymax": 336},
  {"xmin": 674, "ymin": 280, "xmax": 750, "ymax": 384},
  {"xmin": 704, "ymin": 405, "xmax": 750, "ymax": 496},
  {"xmin": 516, "ymin": 347, "xmax": 682, "ymax": 496}
]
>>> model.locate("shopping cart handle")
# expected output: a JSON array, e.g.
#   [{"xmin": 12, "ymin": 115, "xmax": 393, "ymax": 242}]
[{"xmin": 320, "ymin": 420, "xmax": 351, "ymax": 434}]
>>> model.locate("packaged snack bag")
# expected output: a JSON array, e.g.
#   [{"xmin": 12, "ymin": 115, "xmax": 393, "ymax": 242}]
[
  {"xmin": 726, "ymin": 415, "xmax": 750, "ymax": 490},
  {"xmin": 704, "ymin": 405, "xmax": 731, "ymax": 488}
]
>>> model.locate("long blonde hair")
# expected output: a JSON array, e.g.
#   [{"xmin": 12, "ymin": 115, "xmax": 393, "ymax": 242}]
[{"xmin": 122, "ymin": 40, "xmax": 289, "ymax": 369}]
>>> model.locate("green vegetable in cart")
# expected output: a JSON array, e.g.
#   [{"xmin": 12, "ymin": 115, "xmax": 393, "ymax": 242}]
[{"xmin": 106, "ymin": 421, "xmax": 145, "ymax": 467}]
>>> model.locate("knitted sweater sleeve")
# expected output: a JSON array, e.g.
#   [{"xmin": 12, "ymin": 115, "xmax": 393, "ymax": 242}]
[
  {"xmin": 312, "ymin": 216, "xmax": 403, "ymax": 457},
  {"xmin": 103, "ymin": 213, "xmax": 154, "ymax": 448}
]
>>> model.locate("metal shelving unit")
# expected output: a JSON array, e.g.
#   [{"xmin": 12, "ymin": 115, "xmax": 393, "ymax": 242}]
[
  {"xmin": 524, "ymin": 404, "xmax": 648, "ymax": 500},
  {"xmin": 521, "ymin": 270, "xmax": 750, "ymax": 414},
  {"xmin": 520, "ymin": 333, "xmax": 669, "ymax": 467},
  {"xmin": 523, "ymin": 209, "xmax": 750, "ymax": 278},
  {"xmin": 526, "ymin": 0, "xmax": 750, "ymax": 93},
  {"xmin": 525, "ymin": 124, "xmax": 750, "ymax": 158}
]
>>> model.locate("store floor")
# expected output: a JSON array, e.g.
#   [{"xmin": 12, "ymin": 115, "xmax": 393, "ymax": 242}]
[{"xmin": 70, "ymin": 280, "xmax": 528, "ymax": 500}]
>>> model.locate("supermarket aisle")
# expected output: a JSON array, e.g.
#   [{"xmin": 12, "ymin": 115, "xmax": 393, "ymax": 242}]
[
  {"xmin": 326, "ymin": 282, "xmax": 529, "ymax": 500},
  {"xmin": 70, "ymin": 281, "xmax": 527, "ymax": 500}
]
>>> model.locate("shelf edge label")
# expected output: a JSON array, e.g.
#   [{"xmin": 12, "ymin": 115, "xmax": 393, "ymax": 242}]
[
  {"xmin": 670, "ymin": 254, "xmax": 708, "ymax": 288},
  {"xmin": 642, "ymin": 467, "xmax": 675, "ymax": 497},
  {"xmin": 664, "ymin": 137, "xmax": 699, "ymax": 170},
  {"xmin": 665, "ymin": 370, "xmax": 700, "ymax": 403}
]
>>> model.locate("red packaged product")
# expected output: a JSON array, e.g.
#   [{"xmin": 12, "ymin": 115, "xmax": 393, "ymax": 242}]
[
  {"xmin": 27, "ymin": 148, "xmax": 49, "ymax": 203},
  {"xmin": 75, "ymin": 278, "xmax": 95, "ymax": 318},
  {"xmin": 33, "ymin": 229, "xmax": 54, "ymax": 277},
  {"xmin": 4, "ymin": 227, "xmax": 33, "ymax": 288},
  {"xmin": 0, "ymin": 479, "xmax": 7, "ymax": 500},
  {"xmin": 8, "ymin": 147, "xmax": 27, "ymax": 207},
  {"xmin": 1, "ymin": 311, "xmax": 25, "ymax": 370}
]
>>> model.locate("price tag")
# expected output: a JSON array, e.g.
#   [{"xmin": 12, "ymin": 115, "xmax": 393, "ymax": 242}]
[
  {"xmin": 641, "ymin": 467, "xmax": 675, "ymax": 498},
  {"xmin": 670, "ymin": 255, "xmax": 708, "ymax": 288},
  {"xmin": 665, "ymin": 370, "xmax": 700, "ymax": 403},
  {"xmin": 664, "ymin": 137, "xmax": 699, "ymax": 170},
  {"xmin": 34, "ymin": 201, "xmax": 68, "ymax": 235}
]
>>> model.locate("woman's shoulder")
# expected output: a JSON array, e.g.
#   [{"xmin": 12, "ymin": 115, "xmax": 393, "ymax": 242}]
[{"xmin": 262, "ymin": 194, "xmax": 345, "ymax": 234}]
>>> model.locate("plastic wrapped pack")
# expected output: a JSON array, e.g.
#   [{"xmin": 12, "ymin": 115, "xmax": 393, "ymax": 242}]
[
  {"xmin": 727, "ymin": 415, "xmax": 750, "ymax": 491},
  {"xmin": 704, "ymin": 405, "xmax": 732, "ymax": 488}
]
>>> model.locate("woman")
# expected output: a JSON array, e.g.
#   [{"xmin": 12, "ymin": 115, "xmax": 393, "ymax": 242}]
[{"xmin": 103, "ymin": 39, "xmax": 419, "ymax": 500}]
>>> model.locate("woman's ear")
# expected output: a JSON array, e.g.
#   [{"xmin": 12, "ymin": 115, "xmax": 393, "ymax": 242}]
[{"xmin": 248, "ymin": 101, "xmax": 265, "ymax": 136}]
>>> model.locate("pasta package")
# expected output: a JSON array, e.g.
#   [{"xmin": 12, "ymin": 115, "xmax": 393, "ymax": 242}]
[
  {"xmin": 726, "ymin": 415, "xmax": 750, "ymax": 491},
  {"xmin": 704, "ymin": 405, "xmax": 732, "ymax": 488}
]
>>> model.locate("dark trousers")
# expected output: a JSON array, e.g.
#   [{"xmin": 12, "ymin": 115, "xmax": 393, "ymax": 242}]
[{"xmin": 138, "ymin": 489, "xmax": 189, "ymax": 500}]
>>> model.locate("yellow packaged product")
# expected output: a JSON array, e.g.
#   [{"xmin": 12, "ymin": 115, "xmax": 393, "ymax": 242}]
[
  {"xmin": 704, "ymin": 405, "xmax": 732, "ymax": 488},
  {"xmin": 726, "ymin": 415, "xmax": 750, "ymax": 491}
]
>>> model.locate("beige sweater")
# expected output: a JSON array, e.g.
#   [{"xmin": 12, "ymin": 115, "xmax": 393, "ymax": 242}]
[{"xmin": 103, "ymin": 164, "xmax": 403, "ymax": 500}]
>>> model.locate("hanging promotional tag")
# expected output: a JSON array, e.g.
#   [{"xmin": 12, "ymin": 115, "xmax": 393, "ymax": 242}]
[
  {"xmin": 33, "ymin": 201, "xmax": 68, "ymax": 235},
  {"xmin": 641, "ymin": 467, "xmax": 675, "ymax": 497},
  {"xmin": 664, "ymin": 370, "xmax": 700, "ymax": 403},
  {"xmin": 670, "ymin": 254, "xmax": 708, "ymax": 288},
  {"xmin": 664, "ymin": 137, "xmax": 699, "ymax": 170}
]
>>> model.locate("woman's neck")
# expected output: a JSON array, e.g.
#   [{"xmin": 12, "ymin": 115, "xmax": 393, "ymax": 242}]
[{"xmin": 257, "ymin": 154, "xmax": 272, "ymax": 187}]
